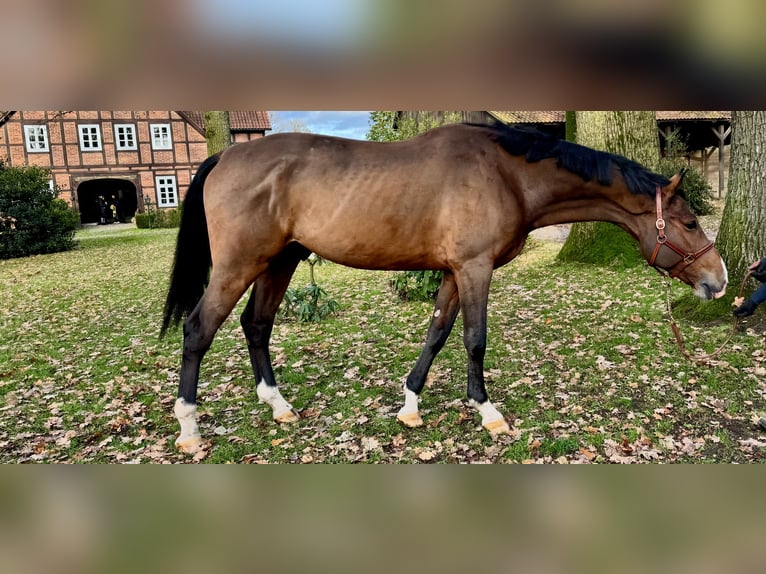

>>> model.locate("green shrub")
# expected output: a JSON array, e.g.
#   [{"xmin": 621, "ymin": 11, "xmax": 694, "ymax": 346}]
[
  {"xmin": 280, "ymin": 283, "xmax": 340, "ymax": 322},
  {"xmin": 657, "ymin": 133, "xmax": 715, "ymax": 216},
  {"xmin": 135, "ymin": 207, "xmax": 181, "ymax": 229},
  {"xmin": 0, "ymin": 161, "xmax": 79, "ymax": 259},
  {"xmin": 278, "ymin": 254, "xmax": 340, "ymax": 323},
  {"xmin": 390, "ymin": 270, "xmax": 442, "ymax": 301},
  {"xmin": 657, "ymin": 159, "xmax": 714, "ymax": 216}
]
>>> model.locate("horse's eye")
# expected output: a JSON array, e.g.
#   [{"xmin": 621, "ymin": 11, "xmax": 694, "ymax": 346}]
[{"xmin": 684, "ymin": 220, "xmax": 698, "ymax": 230}]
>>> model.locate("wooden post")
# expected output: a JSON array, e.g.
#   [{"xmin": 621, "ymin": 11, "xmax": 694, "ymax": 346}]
[
  {"xmin": 658, "ymin": 125, "xmax": 679, "ymax": 157},
  {"xmin": 702, "ymin": 147, "xmax": 715, "ymax": 191},
  {"xmin": 712, "ymin": 124, "xmax": 731, "ymax": 198}
]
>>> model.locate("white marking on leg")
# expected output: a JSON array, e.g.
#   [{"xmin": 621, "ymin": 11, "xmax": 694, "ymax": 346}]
[
  {"xmin": 434, "ymin": 308, "xmax": 441, "ymax": 318},
  {"xmin": 470, "ymin": 399, "xmax": 503, "ymax": 424},
  {"xmin": 469, "ymin": 399, "xmax": 510, "ymax": 434},
  {"xmin": 399, "ymin": 387, "xmax": 419, "ymax": 416},
  {"xmin": 256, "ymin": 379, "xmax": 296, "ymax": 420},
  {"xmin": 397, "ymin": 386, "xmax": 423, "ymax": 427},
  {"xmin": 174, "ymin": 397, "xmax": 201, "ymax": 448}
]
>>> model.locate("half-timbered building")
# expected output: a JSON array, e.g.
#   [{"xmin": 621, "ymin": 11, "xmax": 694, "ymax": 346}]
[{"xmin": 0, "ymin": 111, "xmax": 270, "ymax": 224}]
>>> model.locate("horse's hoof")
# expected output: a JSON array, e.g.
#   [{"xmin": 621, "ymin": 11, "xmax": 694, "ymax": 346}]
[
  {"xmin": 175, "ymin": 435, "xmax": 203, "ymax": 454},
  {"xmin": 397, "ymin": 412, "xmax": 424, "ymax": 428},
  {"xmin": 483, "ymin": 418, "xmax": 511, "ymax": 436},
  {"xmin": 275, "ymin": 408, "xmax": 300, "ymax": 424}
]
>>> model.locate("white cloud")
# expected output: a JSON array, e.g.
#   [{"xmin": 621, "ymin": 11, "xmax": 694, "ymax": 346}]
[{"xmin": 270, "ymin": 111, "xmax": 370, "ymax": 139}]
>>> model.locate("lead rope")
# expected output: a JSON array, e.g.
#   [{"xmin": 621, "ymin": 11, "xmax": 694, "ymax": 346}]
[{"xmin": 662, "ymin": 271, "xmax": 751, "ymax": 365}]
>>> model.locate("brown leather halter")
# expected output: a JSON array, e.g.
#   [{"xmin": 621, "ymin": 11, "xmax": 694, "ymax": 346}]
[{"xmin": 648, "ymin": 186, "xmax": 715, "ymax": 278}]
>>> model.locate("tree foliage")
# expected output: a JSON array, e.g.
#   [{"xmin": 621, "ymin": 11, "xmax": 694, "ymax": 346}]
[
  {"xmin": 367, "ymin": 111, "xmax": 462, "ymax": 143},
  {"xmin": 0, "ymin": 161, "xmax": 78, "ymax": 259}
]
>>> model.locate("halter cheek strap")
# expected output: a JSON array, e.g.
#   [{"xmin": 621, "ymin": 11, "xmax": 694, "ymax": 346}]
[{"xmin": 648, "ymin": 186, "xmax": 715, "ymax": 278}]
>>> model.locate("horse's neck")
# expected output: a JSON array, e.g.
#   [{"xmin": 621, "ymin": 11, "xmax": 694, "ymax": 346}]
[{"xmin": 528, "ymin": 178, "xmax": 642, "ymax": 232}]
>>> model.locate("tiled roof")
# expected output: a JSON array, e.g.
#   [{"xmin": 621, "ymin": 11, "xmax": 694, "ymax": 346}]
[
  {"xmin": 180, "ymin": 111, "xmax": 272, "ymax": 133},
  {"xmin": 488, "ymin": 111, "xmax": 565, "ymax": 124},
  {"xmin": 489, "ymin": 111, "xmax": 731, "ymax": 124},
  {"xmin": 655, "ymin": 111, "xmax": 731, "ymax": 121}
]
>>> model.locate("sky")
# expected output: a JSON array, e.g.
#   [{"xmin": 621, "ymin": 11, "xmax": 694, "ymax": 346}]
[
  {"xmin": 193, "ymin": 0, "xmax": 371, "ymax": 53},
  {"xmin": 269, "ymin": 111, "xmax": 372, "ymax": 140}
]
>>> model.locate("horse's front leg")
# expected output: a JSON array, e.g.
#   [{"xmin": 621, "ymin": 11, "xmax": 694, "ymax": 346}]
[
  {"xmin": 397, "ymin": 272, "xmax": 460, "ymax": 428},
  {"xmin": 455, "ymin": 263, "xmax": 511, "ymax": 436}
]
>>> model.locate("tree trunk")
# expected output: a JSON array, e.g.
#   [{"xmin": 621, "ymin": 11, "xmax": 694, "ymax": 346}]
[
  {"xmin": 557, "ymin": 111, "xmax": 659, "ymax": 265},
  {"xmin": 565, "ymin": 111, "xmax": 577, "ymax": 143},
  {"xmin": 716, "ymin": 111, "xmax": 766, "ymax": 284},
  {"xmin": 203, "ymin": 111, "xmax": 232, "ymax": 156}
]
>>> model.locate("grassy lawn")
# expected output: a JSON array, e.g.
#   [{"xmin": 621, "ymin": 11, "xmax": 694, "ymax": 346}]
[{"xmin": 1, "ymin": 225, "xmax": 765, "ymax": 463}]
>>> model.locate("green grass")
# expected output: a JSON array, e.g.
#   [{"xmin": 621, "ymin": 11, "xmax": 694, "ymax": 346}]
[{"xmin": 0, "ymin": 226, "xmax": 765, "ymax": 463}]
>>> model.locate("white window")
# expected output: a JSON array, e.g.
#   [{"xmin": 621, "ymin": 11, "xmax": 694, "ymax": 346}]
[
  {"xmin": 78, "ymin": 124, "xmax": 102, "ymax": 151},
  {"xmin": 115, "ymin": 124, "xmax": 137, "ymax": 150},
  {"xmin": 150, "ymin": 123, "xmax": 172, "ymax": 150},
  {"xmin": 155, "ymin": 175, "xmax": 178, "ymax": 207},
  {"xmin": 24, "ymin": 125, "xmax": 49, "ymax": 152}
]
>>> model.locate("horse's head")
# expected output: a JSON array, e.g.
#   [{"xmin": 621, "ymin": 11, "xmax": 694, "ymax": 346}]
[{"xmin": 636, "ymin": 171, "xmax": 728, "ymax": 300}]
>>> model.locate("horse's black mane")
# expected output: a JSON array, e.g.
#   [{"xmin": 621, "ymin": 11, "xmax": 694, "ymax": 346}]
[{"xmin": 468, "ymin": 122, "xmax": 669, "ymax": 197}]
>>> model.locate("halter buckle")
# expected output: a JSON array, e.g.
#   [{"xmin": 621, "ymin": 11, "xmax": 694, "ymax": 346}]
[
  {"xmin": 656, "ymin": 218, "xmax": 666, "ymax": 231},
  {"xmin": 684, "ymin": 254, "xmax": 695, "ymax": 264}
]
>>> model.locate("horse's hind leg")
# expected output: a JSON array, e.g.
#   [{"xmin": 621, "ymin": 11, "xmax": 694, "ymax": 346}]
[
  {"xmin": 397, "ymin": 271, "xmax": 460, "ymax": 428},
  {"xmin": 240, "ymin": 245, "xmax": 306, "ymax": 424},
  {"xmin": 175, "ymin": 268, "xmax": 262, "ymax": 453}
]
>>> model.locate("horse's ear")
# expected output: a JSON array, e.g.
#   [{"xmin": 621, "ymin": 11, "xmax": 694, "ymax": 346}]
[{"xmin": 663, "ymin": 169, "xmax": 687, "ymax": 198}]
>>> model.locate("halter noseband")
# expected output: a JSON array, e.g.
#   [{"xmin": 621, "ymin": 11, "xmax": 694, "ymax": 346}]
[{"xmin": 648, "ymin": 186, "xmax": 715, "ymax": 278}]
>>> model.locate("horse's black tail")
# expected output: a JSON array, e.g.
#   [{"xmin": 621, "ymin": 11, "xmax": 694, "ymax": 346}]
[{"xmin": 160, "ymin": 154, "xmax": 220, "ymax": 338}]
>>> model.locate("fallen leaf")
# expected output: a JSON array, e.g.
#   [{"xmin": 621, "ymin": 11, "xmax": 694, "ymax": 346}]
[
  {"xmin": 241, "ymin": 454, "xmax": 267, "ymax": 464},
  {"xmin": 192, "ymin": 447, "xmax": 210, "ymax": 463},
  {"xmin": 361, "ymin": 436, "xmax": 380, "ymax": 452},
  {"xmin": 579, "ymin": 447, "xmax": 597, "ymax": 461},
  {"xmin": 391, "ymin": 434, "xmax": 406, "ymax": 448},
  {"xmin": 343, "ymin": 367, "xmax": 360, "ymax": 380},
  {"xmin": 417, "ymin": 449, "xmax": 437, "ymax": 462},
  {"xmin": 428, "ymin": 413, "xmax": 448, "ymax": 428}
]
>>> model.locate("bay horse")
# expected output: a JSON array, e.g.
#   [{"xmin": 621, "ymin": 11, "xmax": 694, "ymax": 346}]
[{"xmin": 161, "ymin": 123, "xmax": 728, "ymax": 454}]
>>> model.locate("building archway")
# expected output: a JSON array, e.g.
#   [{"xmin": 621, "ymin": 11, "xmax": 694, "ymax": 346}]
[{"xmin": 76, "ymin": 178, "xmax": 138, "ymax": 224}]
